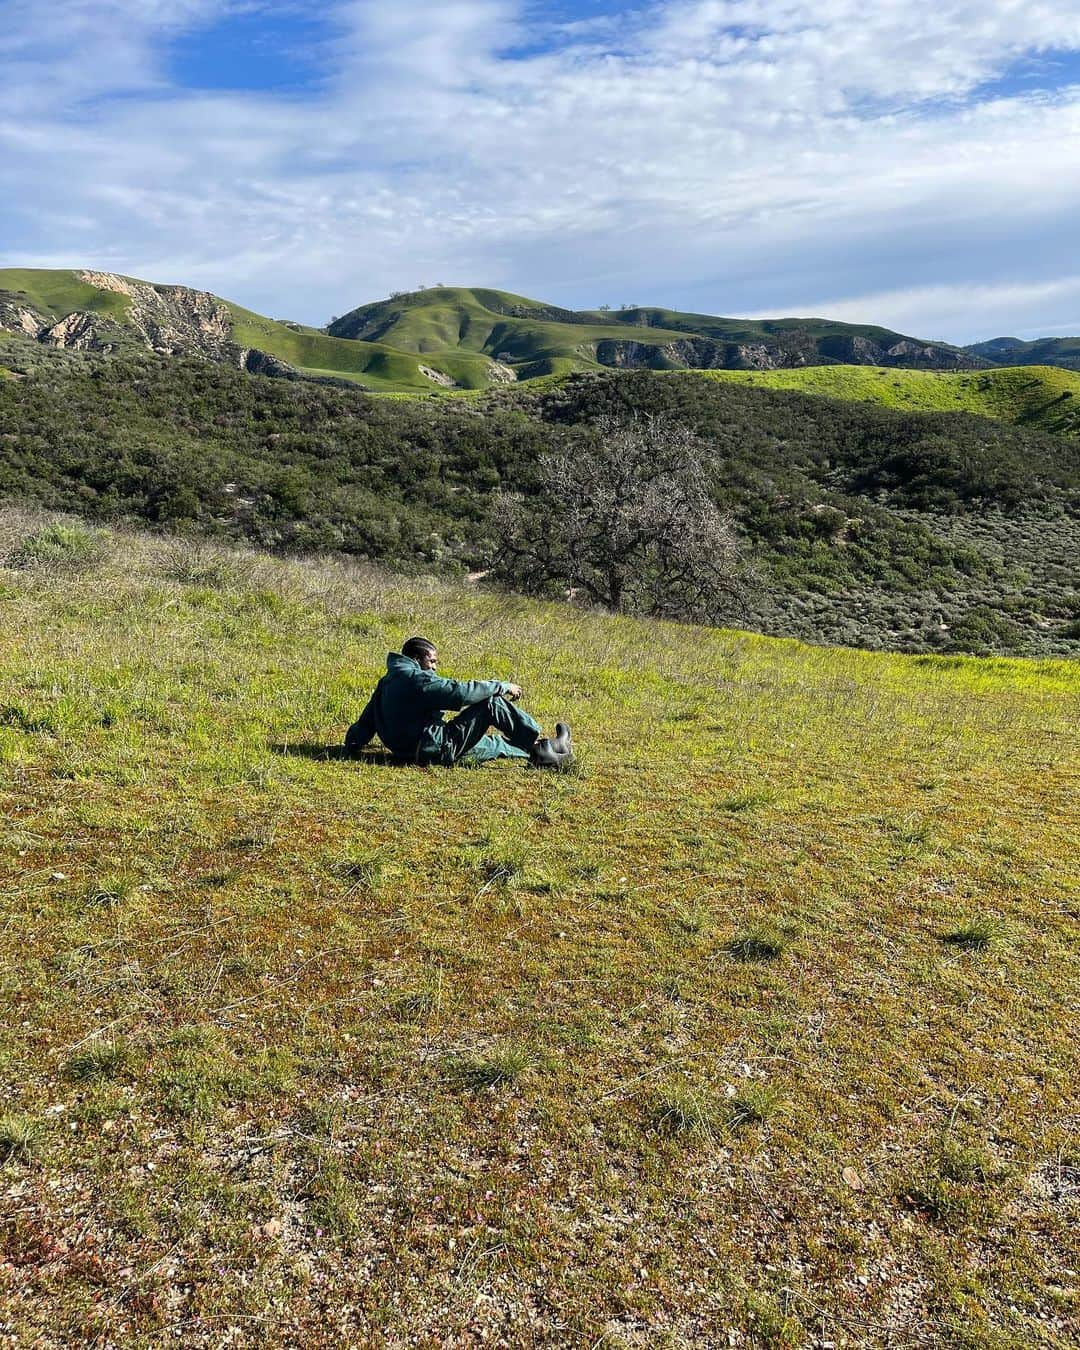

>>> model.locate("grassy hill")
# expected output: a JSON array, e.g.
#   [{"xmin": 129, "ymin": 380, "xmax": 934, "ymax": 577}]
[
  {"xmin": 967, "ymin": 336, "xmax": 1080, "ymax": 371},
  {"xmin": 0, "ymin": 512, "xmax": 1077, "ymax": 1346},
  {"xmin": 591, "ymin": 304, "xmax": 952, "ymax": 349},
  {"xmin": 0, "ymin": 270, "xmax": 492, "ymax": 393},
  {"xmin": 329, "ymin": 287, "xmax": 981, "ymax": 377},
  {"xmin": 327, "ymin": 285, "xmax": 696, "ymax": 378},
  {"xmin": 223, "ymin": 299, "xmax": 499, "ymax": 391},
  {"xmin": 0, "ymin": 271, "xmax": 1052, "ymax": 397},
  {"xmin": 0, "ymin": 268, "xmax": 134, "ymax": 324},
  {"xmin": 697, "ymin": 365, "xmax": 1080, "ymax": 439}
]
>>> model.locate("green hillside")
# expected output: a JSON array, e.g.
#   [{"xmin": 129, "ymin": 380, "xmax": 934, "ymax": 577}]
[
  {"xmin": 967, "ymin": 335, "xmax": 1080, "ymax": 370},
  {"xmin": 2, "ymin": 352, "xmax": 1077, "ymax": 657},
  {"xmin": 327, "ymin": 285, "xmax": 692, "ymax": 372},
  {"xmin": 698, "ymin": 364, "xmax": 1080, "ymax": 439},
  {"xmin": 327, "ymin": 286, "xmax": 981, "ymax": 375},
  {"xmin": 0, "ymin": 267, "xmax": 133, "ymax": 323},
  {"xmin": 1, "ymin": 515, "xmax": 1077, "ymax": 1345},
  {"xmin": 591, "ymin": 304, "xmax": 939, "ymax": 346},
  {"xmin": 0, "ymin": 272, "xmax": 1009, "ymax": 394},
  {"xmin": 223, "ymin": 301, "xmax": 498, "ymax": 391},
  {"xmin": 0, "ymin": 270, "xmax": 487, "ymax": 393}
]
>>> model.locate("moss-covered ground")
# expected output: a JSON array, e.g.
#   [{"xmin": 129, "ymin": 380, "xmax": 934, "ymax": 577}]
[{"xmin": 0, "ymin": 514, "xmax": 1077, "ymax": 1347}]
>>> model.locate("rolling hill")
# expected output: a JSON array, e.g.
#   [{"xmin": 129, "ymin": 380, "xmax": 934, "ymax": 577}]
[
  {"xmin": 696, "ymin": 364, "xmax": 1080, "ymax": 440},
  {"xmin": 0, "ymin": 269, "xmax": 494, "ymax": 393},
  {"xmin": 328, "ymin": 285, "xmax": 984, "ymax": 376},
  {"xmin": 2, "ymin": 269, "xmax": 984, "ymax": 393},
  {"xmin": 1, "ymin": 349, "xmax": 1077, "ymax": 656},
  {"xmin": 966, "ymin": 334, "xmax": 1080, "ymax": 370}
]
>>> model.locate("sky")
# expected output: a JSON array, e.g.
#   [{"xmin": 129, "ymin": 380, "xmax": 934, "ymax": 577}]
[{"xmin": 2, "ymin": 1, "xmax": 1080, "ymax": 343}]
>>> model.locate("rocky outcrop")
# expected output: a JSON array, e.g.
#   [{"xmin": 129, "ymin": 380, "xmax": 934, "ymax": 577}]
[
  {"xmin": 486, "ymin": 361, "xmax": 517, "ymax": 383},
  {"xmin": 419, "ymin": 364, "xmax": 459, "ymax": 388},
  {"xmin": 39, "ymin": 311, "xmax": 124, "ymax": 352},
  {"xmin": 0, "ymin": 272, "xmax": 301, "ymax": 379},
  {"xmin": 590, "ymin": 330, "xmax": 980, "ymax": 373},
  {"xmin": 235, "ymin": 346, "xmax": 301, "ymax": 379},
  {"xmin": 0, "ymin": 298, "xmax": 45, "ymax": 338},
  {"xmin": 592, "ymin": 337, "xmax": 792, "ymax": 370},
  {"xmin": 73, "ymin": 271, "xmax": 233, "ymax": 355}
]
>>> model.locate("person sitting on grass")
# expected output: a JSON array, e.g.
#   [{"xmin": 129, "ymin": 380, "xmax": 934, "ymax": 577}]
[{"xmin": 345, "ymin": 636, "xmax": 573, "ymax": 769}]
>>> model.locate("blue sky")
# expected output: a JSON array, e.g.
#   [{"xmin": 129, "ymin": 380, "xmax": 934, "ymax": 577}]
[{"xmin": 2, "ymin": 1, "xmax": 1080, "ymax": 342}]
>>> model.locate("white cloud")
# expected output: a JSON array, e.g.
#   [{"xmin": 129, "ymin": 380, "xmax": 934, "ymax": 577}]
[
  {"xmin": 756, "ymin": 275, "xmax": 1080, "ymax": 346},
  {"xmin": 2, "ymin": 1, "xmax": 1080, "ymax": 340}
]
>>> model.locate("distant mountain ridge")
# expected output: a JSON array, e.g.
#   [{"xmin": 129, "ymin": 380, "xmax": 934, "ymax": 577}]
[
  {"xmin": 2, "ymin": 268, "xmax": 1002, "ymax": 393},
  {"xmin": 964, "ymin": 334, "xmax": 1080, "ymax": 371},
  {"xmin": 327, "ymin": 286, "xmax": 987, "ymax": 378}
]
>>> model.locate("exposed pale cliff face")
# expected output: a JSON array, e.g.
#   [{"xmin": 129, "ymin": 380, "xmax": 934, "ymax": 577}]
[
  {"xmin": 39, "ymin": 311, "xmax": 123, "ymax": 351},
  {"xmin": 419, "ymin": 363, "xmax": 459, "ymax": 388},
  {"xmin": 72, "ymin": 271, "xmax": 234, "ymax": 354},
  {"xmin": 0, "ymin": 271, "xmax": 300, "ymax": 377},
  {"xmin": 589, "ymin": 331, "xmax": 980, "ymax": 372},
  {"xmin": 0, "ymin": 300, "xmax": 45, "ymax": 338}
]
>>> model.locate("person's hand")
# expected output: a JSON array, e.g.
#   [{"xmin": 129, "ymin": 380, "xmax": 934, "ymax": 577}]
[{"xmin": 504, "ymin": 682, "xmax": 523, "ymax": 701}]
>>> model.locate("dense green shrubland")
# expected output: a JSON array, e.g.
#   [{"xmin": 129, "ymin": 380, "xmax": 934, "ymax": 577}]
[{"xmin": 0, "ymin": 347, "xmax": 1076, "ymax": 654}]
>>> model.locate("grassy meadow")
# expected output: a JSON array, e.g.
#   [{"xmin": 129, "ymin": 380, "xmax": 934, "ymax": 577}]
[
  {"xmin": 699, "ymin": 366, "xmax": 1080, "ymax": 440},
  {"xmin": 0, "ymin": 513, "xmax": 1078, "ymax": 1347}
]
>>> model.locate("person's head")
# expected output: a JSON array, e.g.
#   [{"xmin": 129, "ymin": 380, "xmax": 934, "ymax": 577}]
[{"xmin": 402, "ymin": 636, "xmax": 438, "ymax": 670}]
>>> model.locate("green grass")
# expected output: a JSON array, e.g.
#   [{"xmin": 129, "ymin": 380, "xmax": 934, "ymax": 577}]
[
  {"xmin": 700, "ymin": 364, "xmax": 1080, "ymax": 438},
  {"xmin": 10, "ymin": 272, "xmax": 1074, "ymax": 416},
  {"xmin": 0, "ymin": 268, "xmax": 133, "ymax": 324},
  {"xmin": 224, "ymin": 301, "xmax": 476, "ymax": 390},
  {"xmin": 969, "ymin": 335, "xmax": 1080, "ymax": 371},
  {"xmin": 586, "ymin": 304, "xmax": 927, "ymax": 345},
  {"xmin": 1, "ymin": 508, "xmax": 1078, "ymax": 1344},
  {"xmin": 0, "ymin": 270, "xmax": 502, "ymax": 393}
]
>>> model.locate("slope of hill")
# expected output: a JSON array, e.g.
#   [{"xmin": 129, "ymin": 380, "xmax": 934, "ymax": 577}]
[
  {"xmin": 696, "ymin": 364, "xmax": 1080, "ymax": 439},
  {"xmin": 0, "ymin": 269, "xmax": 496, "ymax": 392},
  {"xmin": 0, "ymin": 515, "xmax": 1077, "ymax": 1346},
  {"xmin": 329, "ymin": 285, "xmax": 983, "ymax": 375},
  {"xmin": 0, "ymin": 269, "xmax": 1033, "ymax": 395},
  {"xmin": 1, "ymin": 350, "xmax": 1077, "ymax": 656},
  {"xmin": 589, "ymin": 303, "xmax": 985, "ymax": 369},
  {"xmin": 966, "ymin": 334, "xmax": 1080, "ymax": 370}
]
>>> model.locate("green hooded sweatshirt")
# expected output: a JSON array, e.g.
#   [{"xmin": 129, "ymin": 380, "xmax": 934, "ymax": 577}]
[{"xmin": 345, "ymin": 652, "xmax": 512, "ymax": 760}]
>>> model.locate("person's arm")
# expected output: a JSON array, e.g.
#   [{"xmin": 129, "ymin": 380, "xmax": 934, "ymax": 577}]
[
  {"xmin": 421, "ymin": 672, "xmax": 514, "ymax": 711},
  {"xmin": 344, "ymin": 695, "xmax": 377, "ymax": 752}
]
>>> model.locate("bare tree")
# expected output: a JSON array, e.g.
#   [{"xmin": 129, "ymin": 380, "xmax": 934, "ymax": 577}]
[{"xmin": 492, "ymin": 415, "xmax": 747, "ymax": 623}]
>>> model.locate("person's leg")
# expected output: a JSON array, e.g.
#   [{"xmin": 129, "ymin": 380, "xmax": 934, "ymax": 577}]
[
  {"xmin": 442, "ymin": 696, "xmax": 541, "ymax": 764},
  {"xmin": 460, "ymin": 733, "xmax": 530, "ymax": 764}
]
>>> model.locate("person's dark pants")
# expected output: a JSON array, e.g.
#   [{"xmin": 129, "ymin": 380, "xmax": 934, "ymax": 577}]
[{"xmin": 428, "ymin": 696, "xmax": 541, "ymax": 766}]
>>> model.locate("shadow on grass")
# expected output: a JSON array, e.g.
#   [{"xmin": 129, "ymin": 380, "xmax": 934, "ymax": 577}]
[{"xmin": 269, "ymin": 742, "xmax": 409, "ymax": 765}]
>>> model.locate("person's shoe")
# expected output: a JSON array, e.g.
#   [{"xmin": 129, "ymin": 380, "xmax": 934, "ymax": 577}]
[
  {"xmin": 550, "ymin": 722, "xmax": 572, "ymax": 756},
  {"xmin": 530, "ymin": 737, "xmax": 563, "ymax": 769}
]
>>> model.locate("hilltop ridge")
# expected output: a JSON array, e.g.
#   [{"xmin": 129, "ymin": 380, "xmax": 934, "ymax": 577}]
[
  {"xmin": 327, "ymin": 284, "xmax": 985, "ymax": 378},
  {"xmin": 2, "ymin": 269, "xmax": 988, "ymax": 392}
]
